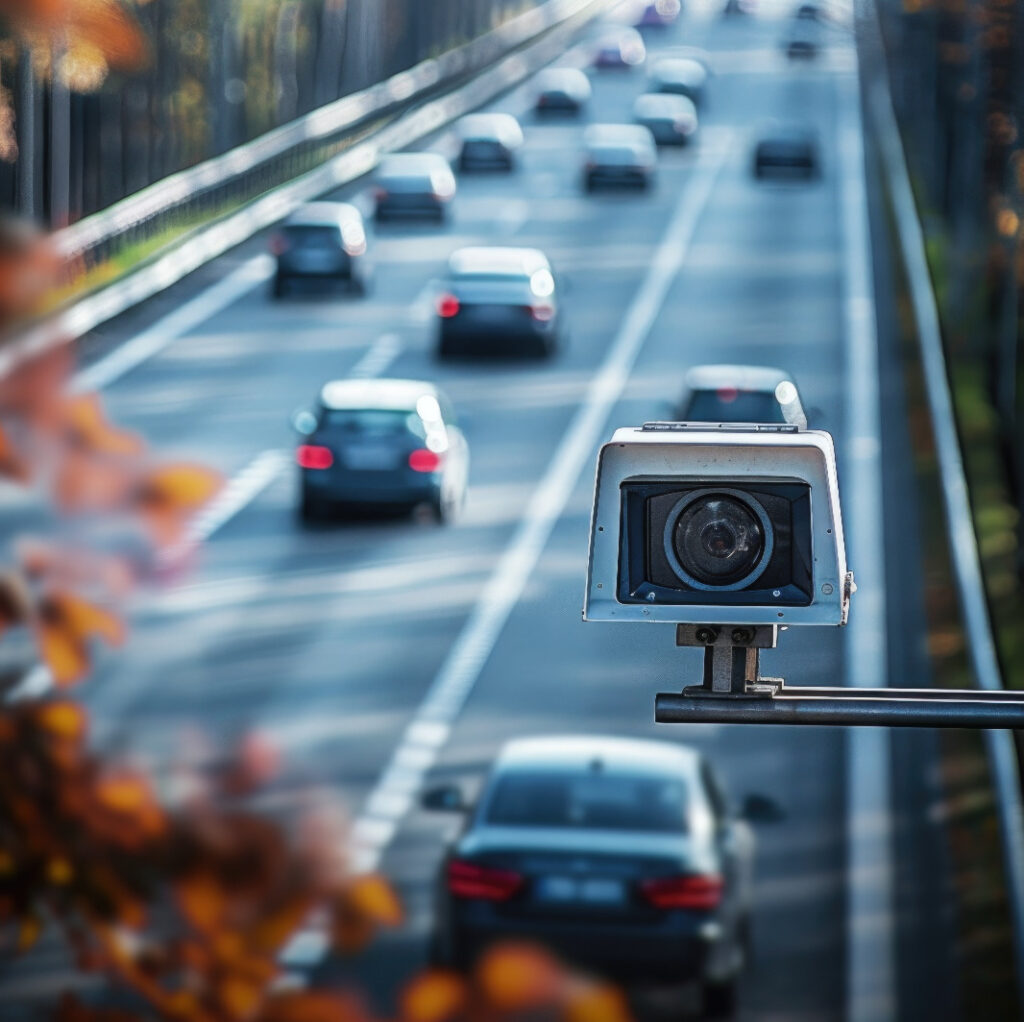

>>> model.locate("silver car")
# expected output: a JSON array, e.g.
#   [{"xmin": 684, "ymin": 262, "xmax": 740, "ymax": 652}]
[
  {"xmin": 632, "ymin": 92, "xmax": 699, "ymax": 145},
  {"xmin": 456, "ymin": 113, "xmax": 524, "ymax": 172},
  {"xmin": 374, "ymin": 152, "xmax": 457, "ymax": 222},
  {"xmin": 270, "ymin": 202, "xmax": 368, "ymax": 298},
  {"xmin": 676, "ymin": 364, "xmax": 808, "ymax": 428}
]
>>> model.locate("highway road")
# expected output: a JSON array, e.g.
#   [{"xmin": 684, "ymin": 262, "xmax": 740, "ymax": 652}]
[{"xmin": 0, "ymin": 1, "xmax": 967, "ymax": 1018}]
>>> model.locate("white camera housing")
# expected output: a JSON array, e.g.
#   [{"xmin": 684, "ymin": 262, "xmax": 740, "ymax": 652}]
[{"xmin": 583, "ymin": 424, "xmax": 851, "ymax": 626}]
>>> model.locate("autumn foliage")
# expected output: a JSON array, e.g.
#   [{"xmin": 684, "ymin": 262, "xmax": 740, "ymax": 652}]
[{"xmin": 0, "ymin": 215, "xmax": 632, "ymax": 1019}]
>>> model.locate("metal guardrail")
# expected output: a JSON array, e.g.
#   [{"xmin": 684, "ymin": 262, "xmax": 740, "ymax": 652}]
[
  {"xmin": 0, "ymin": 0, "xmax": 610, "ymax": 381},
  {"xmin": 53, "ymin": 0, "xmax": 592, "ymax": 271},
  {"xmin": 859, "ymin": 0, "xmax": 1024, "ymax": 1002}
]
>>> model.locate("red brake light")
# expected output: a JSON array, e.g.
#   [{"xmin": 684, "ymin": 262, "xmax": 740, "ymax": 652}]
[
  {"xmin": 530, "ymin": 304, "xmax": 555, "ymax": 322},
  {"xmin": 374, "ymin": 187, "xmax": 388, "ymax": 200},
  {"xmin": 716, "ymin": 387, "xmax": 740, "ymax": 404},
  {"xmin": 640, "ymin": 874, "xmax": 723, "ymax": 910},
  {"xmin": 409, "ymin": 448, "xmax": 442, "ymax": 473},
  {"xmin": 269, "ymin": 233, "xmax": 289, "ymax": 255},
  {"xmin": 437, "ymin": 294, "xmax": 460, "ymax": 318},
  {"xmin": 447, "ymin": 860, "xmax": 523, "ymax": 901},
  {"xmin": 296, "ymin": 445, "xmax": 333, "ymax": 470}
]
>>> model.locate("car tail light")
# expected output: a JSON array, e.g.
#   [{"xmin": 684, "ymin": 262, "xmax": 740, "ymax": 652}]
[
  {"xmin": 447, "ymin": 860, "xmax": 523, "ymax": 901},
  {"xmin": 409, "ymin": 448, "xmax": 442, "ymax": 473},
  {"xmin": 296, "ymin": 445, "xmax": 333, "ymax": 470},
  {"xmin": 374, "ymin": 187, "xmax": 388, "ymax": 201},
  {"xmin": 437, "ymin": 293, "xmax": 460, "ymax": 318},
  {"xmin": 529, "ymin": 304, "xmax": 555, "ymax": 322},
  {"xmin": 639, "ymin": 874, "xmax": 724, "ymax": 910},
  {"xmin": 269, "ymin": 232, "xmax": 289, "ymax": 255}
]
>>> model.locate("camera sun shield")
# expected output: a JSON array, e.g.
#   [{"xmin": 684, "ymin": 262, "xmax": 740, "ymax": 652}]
[{"xmin": 583, "ymin": 425, "xmax": 850, "ymax": 626}]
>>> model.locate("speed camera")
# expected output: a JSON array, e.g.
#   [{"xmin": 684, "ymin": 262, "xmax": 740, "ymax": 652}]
[{"xmin": 583, "ymin": 423, "xmax": 851, "ymax": 627}]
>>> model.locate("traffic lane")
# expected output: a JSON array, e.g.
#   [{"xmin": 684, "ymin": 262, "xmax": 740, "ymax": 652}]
[
  {"xmin": 333, "ymin": 44, "xmax": 850, "ymax": 1022},
  {"xmin": 86, "ymin": 154, "xmax": 706, "ymax": 761}
]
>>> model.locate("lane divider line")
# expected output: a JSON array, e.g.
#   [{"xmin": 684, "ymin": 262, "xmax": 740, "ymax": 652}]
[{"xmin": 279, "ymin": 130, "xmax": 733, "ymax": 969}]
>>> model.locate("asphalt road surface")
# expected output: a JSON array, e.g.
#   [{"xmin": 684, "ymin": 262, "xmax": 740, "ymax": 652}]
[{"xmin": 0, "ymin": 2, "xmax": 963, "ymax": 1018}]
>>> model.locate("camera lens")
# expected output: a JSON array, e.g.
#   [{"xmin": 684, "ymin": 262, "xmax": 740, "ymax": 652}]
[{"xmin": 672, "ymin": 494, "xmax": 766, "ymax": 587}]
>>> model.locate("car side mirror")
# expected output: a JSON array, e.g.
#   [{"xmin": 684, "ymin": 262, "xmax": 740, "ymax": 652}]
[
  {"xmin": 740, "ymin": 793, "xmax": 785, "ymax": 823},
  {"xmin": 421, "ymin": 784, "xmax": 467, "ymax": 812},
  {"xmin": 291, "ymin": 408, "xmax": 317, "ymax": 436}
]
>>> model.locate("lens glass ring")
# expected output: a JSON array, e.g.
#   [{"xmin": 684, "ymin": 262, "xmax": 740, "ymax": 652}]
[{"xmin": 662, "ymin": 488, "xmax": 774, "ymax": 591}]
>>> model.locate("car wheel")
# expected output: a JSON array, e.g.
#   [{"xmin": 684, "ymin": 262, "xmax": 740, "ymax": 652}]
[
  {"xmin": 700, "ymin": 978, "xmax": 738, "ymax": 1019},
  {"xmin": 272, "ymin": 274, "xmax": 288, "ymax": 299},
  {"xmin": 300, "ymin": 487, "xmax": 328, "ymax": 523}
]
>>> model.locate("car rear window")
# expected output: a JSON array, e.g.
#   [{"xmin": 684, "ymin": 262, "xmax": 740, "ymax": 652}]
[
  {"xmin": 685, "ymin": 389, "xmax": 787, "ymax": 423},
  {"xmin": 320, "ymin": 409, "xmax": 424, "ymax": 437},
  {"xmin": 284, "ymin": 225, "xmax": 340, "ymax": 247},
  {"xmin": 485, "ymin": 772, "xmax": 688, "ymax": 833}
]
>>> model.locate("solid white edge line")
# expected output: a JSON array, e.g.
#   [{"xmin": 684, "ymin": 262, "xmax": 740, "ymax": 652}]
[
  {"xmin": 279, "ymin": 131, "xmax": 733, "ymax": 969},
  {"xmin": 839, "ymin": 46, "xmax": 896, "ymax": 1022}
]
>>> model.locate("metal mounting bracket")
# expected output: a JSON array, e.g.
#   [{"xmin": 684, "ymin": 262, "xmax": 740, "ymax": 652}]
[{"xmin": 658, "ymin": 624, "xmax": 1024, "ymax": 728}]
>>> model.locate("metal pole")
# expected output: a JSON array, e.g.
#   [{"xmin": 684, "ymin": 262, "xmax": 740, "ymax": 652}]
[{"xmin": 656, "ymin": 692, "xmax": 1024, "ymax": 728}]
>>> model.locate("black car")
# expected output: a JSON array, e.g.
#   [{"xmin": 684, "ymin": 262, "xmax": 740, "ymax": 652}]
[
  {"xmin": 292, "ymin": 378, "xmax": 469, "ymax": 522},
  {"xmin": 270, "ymin": 202, "xmax": 368, "ymax": 298},
  {"xmin": 534, "ymin": 68, "xmax": 592, "ymax": 114},
  {"xmin": 426, "ymin": 735, "xmax": 762, "ymax": 1015},
  {"xmin": 583, "ymin": 124, "xmax": 658, "ymax": 191},
  {"xmin": 785, "ymin": 19, "xmax": 819, "ymax": 57},
  {"xmin": 676, "ymin": 364, "xmax": 808, "ymax": 427},
  {"xmin": 436, "ymin": 247, "xmax": 564, "ymax": 358},
  {"xmin": 753, "ymin": 124, "xmax": 820, "ymax": 178},
  {"xmin": 647, "ymin": 57, "xmax": 709, "ymax": 107},
  {"xmin": 456, "ymin": 113, "xmax": 524, "ymax": 172},
  {"xmin": 374, "ymin": 152, "xmax": 457, "ymax": 222}
]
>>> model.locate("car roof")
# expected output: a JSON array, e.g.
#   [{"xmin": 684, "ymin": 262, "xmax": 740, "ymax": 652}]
[
  {"xmin": 634, "ymin": 93, "xmax": 697, "ymax": 115},
  {"xmin": 684, "ymin": 363, "xmax": 795, "ymax": 393},
  {"xmin": 318, "ymin": 378, "xmax": 439, "ymax": 412},
  {"xmin": 285, "ymin": 202, "xmax": 362, "ymax": 227},
  {"xmin": 585, "ymin": 123, "xmax": 655, "ymax": 145},
  {"xmin": 378, "ymin": 152, "xmax": 450, "ymax": 177},
  {"xmin": 457, "ymin": 113, "xmax": 522, "ymax": 141},
  {"xmin": 448, "ymin": 246, "xmax": 550, "ymax": 276},
  {"xmin": 494, "ymin": 735, "xmax": 702, "ymax": 778},
  {"xmin": 537, "ymin": 67, "xmax": 589, "ymax": 87},
  {"xmin": 650, "ymin": 57, "xmax": 707, "ymax": 80}
]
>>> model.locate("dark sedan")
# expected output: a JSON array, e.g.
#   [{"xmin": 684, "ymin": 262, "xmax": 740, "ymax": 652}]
[
  {"xmin": 270, "ymin": 202, "xmax": 368, "ymax": 298},
  {"xmin": 456, "ymin": 114, "xmax": 524, "ymax": 172},
  {"xmin": 293, "ymin": 378, "xmax": 469, "ymax": 522},
  {"xmin": 676, "ymin": 364, "xmax": 808, "ymax": 428},
  {"xmin": 374, "ymin": 152, "xmax": 456, "ymax": 222},
  {"xmin": 753, "ymin": 124, "xmax": 820, "ymax": 178},
  {"xmin": 534, "ymin": 68, "xmax": 592, "ymax": 114},
  {"xmin": 426, "ymin": 735, "xmax": 761, "ymax": 1015},
  {"xmin": 436, "ymin": 247, "xmax": 564, "ymax": 358}
]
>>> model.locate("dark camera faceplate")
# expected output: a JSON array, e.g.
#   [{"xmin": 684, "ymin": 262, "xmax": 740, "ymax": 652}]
[{"xmin": 617, "ymin": 480, "xmax": 813, "ymax": 606}]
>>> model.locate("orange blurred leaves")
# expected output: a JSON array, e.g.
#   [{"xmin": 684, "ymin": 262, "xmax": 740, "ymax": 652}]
[
  {"xmin": 331, "ymin": 873, "xmax": 404, "ymax": 952},
  {"xmin": 400, "ymin": 971, "xmax": 467, "ymax": 1022},
  {"xmin": 34, "ymin": 589, "xmax": 124, "ymax": 687}
]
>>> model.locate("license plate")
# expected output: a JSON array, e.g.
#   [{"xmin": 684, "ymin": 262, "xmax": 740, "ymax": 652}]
[
  {"xmin": 342, "ymin": 446, "xmax": 398, "ymax": 470},
  {"xmin": 535, "ymin": 876, "xmax": 625, "ymax": 905}
]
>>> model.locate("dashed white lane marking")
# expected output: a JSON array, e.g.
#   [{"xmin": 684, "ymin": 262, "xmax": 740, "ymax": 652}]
[
  {"xmin": 73, "ymin": 256, "xmax": 275, "ymax": 393},
  {"xmin": 348, "ymin": 332, "xmax": 403, "ymax": 378},
  {"xmin": 159, "ymin": 449, "xmax": 291, "ymax": 568},
  {"xmin": 280, "ymin": 130, "xmax": 732, "ymax": 970}
]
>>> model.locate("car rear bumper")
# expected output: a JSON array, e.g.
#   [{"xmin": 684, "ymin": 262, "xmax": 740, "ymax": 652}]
[
  {"xmin": 376, "ymin": 197, "xmax": 445, "ymax": 218},
  {"xmin": 438, "ymin": 319, "xmax": 556, "ymax": 357},
  {"xmin": 302, "ymin": 471, "xmax": 440, "ymax": 506},
  {"xmin": 443, "ymin": 913, "xmax": 722, "ymax": 983}
]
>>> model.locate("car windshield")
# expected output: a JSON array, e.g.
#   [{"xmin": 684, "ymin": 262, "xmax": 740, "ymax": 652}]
[
  {"xmin": 485, "ymin": 771, "xmax": 688, "ymax": 832},
  {"xmin": 320, "ymin": 409, "xmax": 423, "ymax": 437},
  {"xmin": 685, "ymin": 390, "xmax": 787, "ymax": 423}
]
